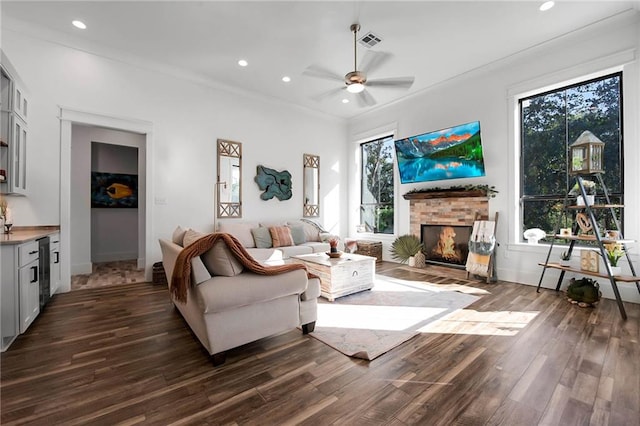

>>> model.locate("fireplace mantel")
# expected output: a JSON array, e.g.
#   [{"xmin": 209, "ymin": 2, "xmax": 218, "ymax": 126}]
[{"xmin": 403, "ymin": 190, "xmax": 486, "ymax": 200}]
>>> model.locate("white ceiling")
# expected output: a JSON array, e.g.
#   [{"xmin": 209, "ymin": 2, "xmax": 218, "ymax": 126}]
[{"xmin": 2, "ymin": 1, "xmax": 638, "ymax": 119}]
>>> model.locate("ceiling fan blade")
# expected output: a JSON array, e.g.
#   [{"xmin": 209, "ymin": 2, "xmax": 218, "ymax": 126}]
[
  {"xmin": 303, "ymin": 65, "xmax": 344, "ymax": 82},
  {"xmin": 366, "ymin": 76, "xmax": 415, "ymax": 89},
  {"xmin": 359, "ymin": 50, "xmax": 391, "ymax": 74},
  {"xmin": 356, "ymin": 89, "xmax": 376, "ymax": 107},
  {"xmin": 311, "ymin": 86, "xmax": 346, "ymax": 102}
]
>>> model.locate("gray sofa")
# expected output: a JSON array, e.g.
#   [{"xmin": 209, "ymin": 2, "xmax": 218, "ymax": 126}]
[
  {"xmin": 159, "ymin": 227, "xmax": 320, "ymax": 365},
  {"xmin": 217, "ymin": 219, "xmax": 338, "ymax": 263}
]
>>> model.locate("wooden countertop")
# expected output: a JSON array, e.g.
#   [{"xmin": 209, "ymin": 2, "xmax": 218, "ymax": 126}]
[{"xmin": 0, "ymin": 226, "xmax": 60, "ymax": 245}]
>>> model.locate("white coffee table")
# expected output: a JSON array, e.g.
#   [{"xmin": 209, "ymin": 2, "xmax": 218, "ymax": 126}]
[{"xmin": 291, "ymin": 253, "xmax": 376, "ymax": 301}]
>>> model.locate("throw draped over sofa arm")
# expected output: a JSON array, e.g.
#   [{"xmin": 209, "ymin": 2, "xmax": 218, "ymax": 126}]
[{"xmin": 171, "ymin": 232, "xmax": 311, "ymax": 303}]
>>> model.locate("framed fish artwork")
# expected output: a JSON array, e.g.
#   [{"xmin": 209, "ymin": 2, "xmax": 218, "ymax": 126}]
[{"xmin": 91, "ymin": 172, "xmax": 138, "ymax": 208}]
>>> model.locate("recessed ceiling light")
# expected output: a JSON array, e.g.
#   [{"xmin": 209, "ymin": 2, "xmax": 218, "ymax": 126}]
[
  {"xmin": 72, "ymin": 20, "xmax": 87, "ymax": 29},
  {"xmin": 342, "ymin": 99, "xmax": 349, "ymax": 104},
  {"xmin": 282, "ymin": 76, "xmax": 291, "ymax": 83},
  {"xmin": 238, "ymin": 59, "xmax": 248, "ymax": 67},
  {"xmin": 539, "ymin": 1, "xmax": 555, "ymax": 11}
]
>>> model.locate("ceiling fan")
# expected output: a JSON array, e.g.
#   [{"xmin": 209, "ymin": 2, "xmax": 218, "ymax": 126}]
[{"xmin": 303, "ymin": 23, "xmax": 415, "ymax": 107}]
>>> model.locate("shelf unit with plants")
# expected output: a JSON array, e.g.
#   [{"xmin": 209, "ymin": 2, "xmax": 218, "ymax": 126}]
[{"xmin": 536, "ymin": 132, "xmax": 638, "ymax": 320}]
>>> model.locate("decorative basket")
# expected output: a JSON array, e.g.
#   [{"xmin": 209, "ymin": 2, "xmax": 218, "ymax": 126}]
[
  {"xmin": 152, "ymin": 262, "xmax": 168, "ymax": 285},
  {"xmin": 355, "ymin": 240, "xmax": 383, "ymax": 262}
]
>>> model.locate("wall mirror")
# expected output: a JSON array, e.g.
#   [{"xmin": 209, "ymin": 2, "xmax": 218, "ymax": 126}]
[
  {"xmin": 303, "ymin": 153, "xmax": 319, "ymax": 217},
  {"xmin": 217, "ymin": 139, "xmax": 242, "ymax": 218}
]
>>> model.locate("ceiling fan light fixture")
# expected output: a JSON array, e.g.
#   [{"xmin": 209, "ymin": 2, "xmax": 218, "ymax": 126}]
[{"xmin": 347, "ymin": 83, "xmax": 365, "ymax": 94}]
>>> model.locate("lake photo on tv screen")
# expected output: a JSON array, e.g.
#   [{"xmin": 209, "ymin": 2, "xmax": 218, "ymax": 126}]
[{"xmin": 394, "ymin": 121, "xmax": 486, "ymax": 184}]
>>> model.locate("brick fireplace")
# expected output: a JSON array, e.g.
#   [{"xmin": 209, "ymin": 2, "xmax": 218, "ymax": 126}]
[{"xmin": 405, "ymin": 190, "xmax": 489, "ymax": 267}]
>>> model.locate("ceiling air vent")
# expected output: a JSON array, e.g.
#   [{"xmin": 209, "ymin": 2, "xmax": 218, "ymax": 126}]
[{"xmin": 358, "ymin": 32, "xmax": 382, "ymax": 48}]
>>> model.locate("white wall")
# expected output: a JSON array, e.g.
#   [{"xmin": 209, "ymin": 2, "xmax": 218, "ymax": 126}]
[
  {"xmin": 349, "ymin": 12, "xmax": 640, "ymax": 303},
  {"xmin": 70, "ymin": 125, "xmax": 91, "ymax": 274},
  {"xmin": 2, "ymin": 23, "xmax": 347, "ymax": 284}
]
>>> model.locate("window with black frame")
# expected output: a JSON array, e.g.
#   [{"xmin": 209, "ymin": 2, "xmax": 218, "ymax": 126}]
[
  {"xmin": 360, "ymin": 135, "xmax": 395, "ymax": 234},
  {"xmin": 520, "ymin": 72, "xmax": 623, "ymax": 242}
]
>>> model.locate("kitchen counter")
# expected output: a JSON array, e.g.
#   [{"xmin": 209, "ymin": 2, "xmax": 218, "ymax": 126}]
[{"xmin": 0, "ymin": 226, "xmax": 60, "ymax": 245}]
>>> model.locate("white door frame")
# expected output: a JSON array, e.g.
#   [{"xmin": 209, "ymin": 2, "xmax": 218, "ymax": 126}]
[{"xmin": 59, "ymin": 107, "xmax": 154, "ymax": 292}]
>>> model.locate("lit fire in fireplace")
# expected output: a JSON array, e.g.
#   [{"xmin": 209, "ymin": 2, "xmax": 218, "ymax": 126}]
[
  {"xmin": 421, "ymin": 224, "xmax": 471, "ymax": 267},
  {"xmin": 431, "ymin": 226, "xmax": 462, "ymax": 262}
]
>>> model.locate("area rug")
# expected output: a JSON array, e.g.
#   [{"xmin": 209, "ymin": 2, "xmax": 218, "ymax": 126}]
[{"xmin": 309, "ymin": 275, "xmax": 481, "ymax": 360}]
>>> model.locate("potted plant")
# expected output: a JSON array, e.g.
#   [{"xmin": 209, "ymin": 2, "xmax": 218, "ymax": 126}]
[
  {"xmin": 390, "ymin": 234, "xmax": 424, "ymax": 266},
  {"xmin": 569, "ymin": 180, "xmax": 596, "ymax": 206},
  {"xmin": 328, "ymin": 237, "xmax": 339, "ymax": 253},
  {"xmin": 560, "ymin": 251, "xmax": 572, "ymax": 267},
  {"xmin": 604, "ymin": 242, "xmax": 624, "ymax": 276}
]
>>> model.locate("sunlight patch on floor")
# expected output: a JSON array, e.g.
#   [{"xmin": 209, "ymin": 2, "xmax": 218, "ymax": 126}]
[
  {"xmin": 418, "ymin": 310, "xmax": 539, "ymax": 336},
  {"xmin": 318, "ymin": 303, "xmax": 448, "ymax": 331},
  {"xmin": 375, "ymin": 275, "xmax": 492, "ymax": 296}
]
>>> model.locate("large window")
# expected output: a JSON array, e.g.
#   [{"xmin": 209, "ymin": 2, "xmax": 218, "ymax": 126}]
[
  {"xmin": 520, "ymin": 72, "xmax": 623, "ymax": 239},
  {"xmin": 360, "ymin": 135, "xmax": 395, "ymax": 234}
]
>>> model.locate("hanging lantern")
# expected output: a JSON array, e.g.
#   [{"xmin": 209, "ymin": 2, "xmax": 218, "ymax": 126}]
[{"xmin": 569, "ymin": 131, "xmax": 604, "ymax": 175}]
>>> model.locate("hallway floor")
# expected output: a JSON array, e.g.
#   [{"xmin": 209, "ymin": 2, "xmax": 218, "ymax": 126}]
[{"xmin": 70, "ymin": 260, "xmax": 146, "ymax": 291}]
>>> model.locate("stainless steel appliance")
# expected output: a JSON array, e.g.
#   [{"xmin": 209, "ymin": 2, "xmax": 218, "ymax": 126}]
[{"xmin": 37, "ymin": 237, "xmax": 50, "ymax": 309}]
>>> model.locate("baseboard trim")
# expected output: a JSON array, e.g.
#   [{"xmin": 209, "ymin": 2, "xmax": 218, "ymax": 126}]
[
  {"xmin": 71, "ymin": 263, "xmax": 92, "ymax": 275},
  {"xmin": 92, "ymin": 252, "xmax": 139, "ymax": 263}
]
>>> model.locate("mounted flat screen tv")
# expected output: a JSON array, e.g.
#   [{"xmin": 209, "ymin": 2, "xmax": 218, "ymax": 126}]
[{"xmin": 394, "ymin": 121, "xmax": 486, "ymax": 184}]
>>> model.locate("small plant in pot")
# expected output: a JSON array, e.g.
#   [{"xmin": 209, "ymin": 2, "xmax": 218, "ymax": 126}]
[
  {"xmin": 559, "ymin": 251, "xmax": 572, "ymax": 266},
  {"xmin": 604, "ymin": 242, "xmax": 624, "ymax": 275},
  {"xmin": 390, "ymin": 234, "xmax": 424, "ymax": 266},
  {"xmin": 328, "ymin": 237, "xmax": 339, "ymax": 253},
  {"xmin": 569, "ymin": 180, "xmax": 596, "ymax": 206}
]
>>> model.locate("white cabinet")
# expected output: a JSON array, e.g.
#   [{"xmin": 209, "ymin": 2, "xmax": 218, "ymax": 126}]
[
  {"xmin": 11, "ymin": 116, "xmax": 27, "ymax": 193},
  {"xmin": 1, "ymin": 245, "xmax": 19, "ymax": 351},
  {"xmin": 13, "ymin": 81, "xmax": 28, "ymax": 121},
  {"xmin": 1, "ymin": 239, "xmax": 42, "ymax": 350},
  {"xmin": 0, "ymin": 50, "xmax": 28, "ymax": 195},
  {"xmin": 50, "ymin": 233, "xmax": 61, "ymax": 296},
  {"xmin": 1, "ymin": 239, "xmax": 41, "ymax": 350},
  {"xmin": 18, "ymin": 241, "xmax": 39, "ymax": 333}
]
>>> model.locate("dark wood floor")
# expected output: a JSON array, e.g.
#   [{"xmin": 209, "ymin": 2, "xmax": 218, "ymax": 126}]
[{"xmin": 2, "ymin": 262, "xmax": 639, "ymax": 425}]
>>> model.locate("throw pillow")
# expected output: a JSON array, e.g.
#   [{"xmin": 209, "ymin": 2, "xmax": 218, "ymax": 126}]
[
  {"xmin": 270, "ymin": 226, "xmax": 293, "ymax": 248},
  {"xmin": 201, "ymin": 240, "xmax": 244, "ymax": 277},
  {"xmin": 218, "ymin": 222, "xmax": 258, "ymax": 248},
  {"xmin": 259, "ymin": 221, "xmax": 287, "ymax": 229},
  {"xmin": 191, "ymin": 258, "xmax": 212, "ymax": 284},
  {"xmin": 183, "ymin": 229, "xmax": 205, "ymax": 247},
  {"xmin": 251, "ymin": 227, "xmax": 273, "ymax": 248},
  {"xmin": 179, "ymin": 229, "xmax": 212, "ymax": 284},
  {"xmin": 302, "ymin": 221, "xmax": 322, "ymax": 242},
  {"xmin": 172, "ymin": 225, "xmax": 188, "ymax": 246},
  {"xmin": 288, "ymin": 225, "xmax": 306, "ymax": 245}
]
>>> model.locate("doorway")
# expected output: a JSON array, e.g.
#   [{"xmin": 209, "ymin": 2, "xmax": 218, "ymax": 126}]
[{"xmin": 59, "ymin": 108, "xmax": 153, "ymax": 293}]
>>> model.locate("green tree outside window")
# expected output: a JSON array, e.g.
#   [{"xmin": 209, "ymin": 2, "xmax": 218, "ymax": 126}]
[
  {"xmin": 520, "ymin": 72, "xmax": 623, "ymax": 240},
  {"xmin": 361, "ymin": 135, "xmax": 395, "ymax": 234}
]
